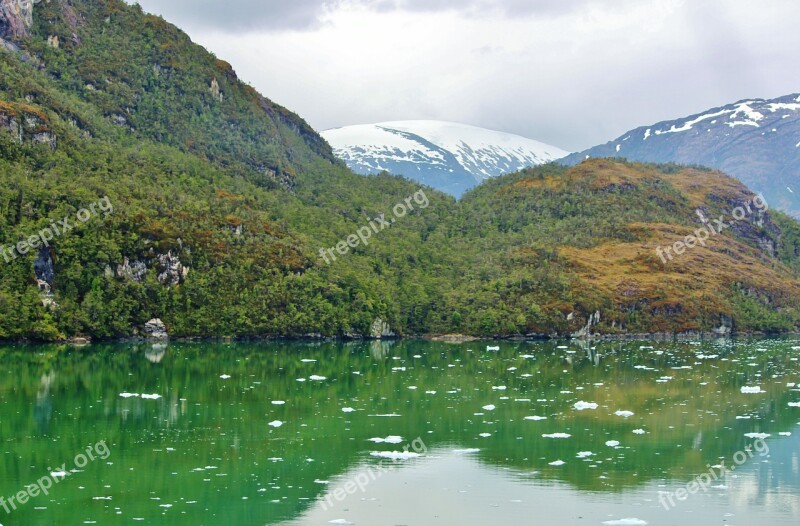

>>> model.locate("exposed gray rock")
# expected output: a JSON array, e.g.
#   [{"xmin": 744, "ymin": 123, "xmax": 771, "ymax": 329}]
[
  {"xmin": 144, "ymin": 318, "xmax": 168, "ymax": 340},
  {"xmin": 572, "ymin": 311, "xmax": 601, "ymax": 339},
  {"xmin": 156, "ymin": 251, "xmax": 188, "ymax": 286},
  {"xmin": 117, "ymin": 257, "xmax": 147, "ymax": 282},
  {"xmin": 370, "ymin": 317, "xmax": 395, "ymax": 339},
  {"xmin": 0, "ymin": 0, "xmax": 34, "ymax": 40}
]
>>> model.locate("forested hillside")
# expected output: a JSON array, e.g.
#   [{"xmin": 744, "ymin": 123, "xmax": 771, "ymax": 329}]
[{"xmin": 1, "ymin": 0, "xmax": 799, "ymax": 341}]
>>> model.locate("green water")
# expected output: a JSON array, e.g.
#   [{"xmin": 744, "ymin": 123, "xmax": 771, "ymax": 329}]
[{"xmin": 0, "ymin": 338, "xmax": 799, "ymax": 525}]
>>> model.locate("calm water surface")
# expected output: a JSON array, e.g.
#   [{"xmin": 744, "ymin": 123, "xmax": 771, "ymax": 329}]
[{"xmin": 1, "ymin": 338, "xmax": 799, "ymax": 525}]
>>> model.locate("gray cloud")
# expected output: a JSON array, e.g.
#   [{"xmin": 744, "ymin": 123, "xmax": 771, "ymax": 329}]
[{"xmin": 134, "ymin": 0, "xmax": 624, "ymax": 33}]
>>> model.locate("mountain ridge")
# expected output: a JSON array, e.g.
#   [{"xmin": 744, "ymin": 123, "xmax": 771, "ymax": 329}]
[
  {"xmin": 322, "ymin": 120, "xmax": 568, "ymax": 197},
  {"xmin": 561, "ymin": 94, "xmax": 800, "ymax": 218}
]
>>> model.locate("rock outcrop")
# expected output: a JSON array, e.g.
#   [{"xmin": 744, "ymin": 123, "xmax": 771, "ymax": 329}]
[
  {"xmin": 144, "ymin": 318, "xmax": 169, "ymax": 340},
  {"xmin": 0, "ymin": 0, "xmax": 34, "ymax": 40},
  {"xmin": 370, "ymin": 318, "xmax": 396, "ymax": 339}
]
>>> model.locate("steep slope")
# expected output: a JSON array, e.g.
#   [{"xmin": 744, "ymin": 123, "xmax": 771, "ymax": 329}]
[
  {"xmin": 0, "ymin": 1, "xmax": 798, "ymax": 341},
  {"xmin": 561, "ymin": 95, "xmax": 800, "ymax": 218},
  {"xmin": 322, "ymin": 120, "xmax": 568, "ymax": 197},
  {"xmin": 447, "ymin": 159, "xmax": 800, "ymax": 336}
]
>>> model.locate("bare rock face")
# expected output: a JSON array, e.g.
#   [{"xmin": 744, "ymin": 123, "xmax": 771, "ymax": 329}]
[
  {"xmin": 144, "ymin": 318, "xmax": 169, "ymax": 340},
  {"xmin": 370, "ymin": 318, "xmax": 395, "ymax": 340},
  {"xmin": 0, "ymin": 0, "xmax": 34, "ymax": 40}
]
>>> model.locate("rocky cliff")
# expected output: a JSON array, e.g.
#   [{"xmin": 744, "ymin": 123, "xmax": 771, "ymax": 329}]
[{"xmin": 0, "ymin": 0, "xmax": 34, "ymax": 40}]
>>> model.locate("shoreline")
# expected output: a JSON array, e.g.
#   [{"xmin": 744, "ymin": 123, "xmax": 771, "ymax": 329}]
[{"xmin": 1, "ymin": 331, "xmax": 798, "ymax": 346}]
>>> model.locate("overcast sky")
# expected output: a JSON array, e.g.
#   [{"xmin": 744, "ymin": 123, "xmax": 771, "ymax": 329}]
[{"xmin": 132, "ymin": 0, "xmax": 800, "ymax": 151}]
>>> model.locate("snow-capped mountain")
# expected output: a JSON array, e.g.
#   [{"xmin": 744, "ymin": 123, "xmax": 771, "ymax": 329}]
[
  {"xmin": 322, "ymin": 121, "xmax": 568, "ymax": 197},
  {"xmin": 561, "ymin": 94, "xmax": 800, "ymax": 218}
]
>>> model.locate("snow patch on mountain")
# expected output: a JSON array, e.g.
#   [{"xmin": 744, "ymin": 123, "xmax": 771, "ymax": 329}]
[{"xmin": 322, "ymin": 120, "xmax": 568, "ymax": 197}]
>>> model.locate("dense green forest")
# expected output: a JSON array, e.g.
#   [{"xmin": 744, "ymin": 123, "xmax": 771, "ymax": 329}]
[{"xmin": 1, "ymin": 0, "xmax": 799, "ymax": 341}]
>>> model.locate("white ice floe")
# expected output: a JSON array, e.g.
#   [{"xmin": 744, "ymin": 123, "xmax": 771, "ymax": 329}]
[
  {"xmin": 548, "ymin": 460, "xmax": 566, "ymax": 466},
  {"xmin": 479, "ymin": 433, "xmax": 492, "ymax": 438},
  {"xmin": 606, "ymin": 440, "xmax": 621, "ymax": 447},
  {"xmin": 368, "ymin": 436, "xmax": 404, "ymax": 444},
  {"xmin": 542, "ymin": 433, "xmax": 572, "ymax": 439},
  {"xmin": 119, "ymin": 393, "xmax": 138, "ymax": 398},
  {"xmin": 633, "ymin": 429, "xmax": 646, "ymax": 435},
  {"xmin": 341, "ymin": 407, "xmax": 356, "ymax": 413},
  {"xmin": 268, "ymin": 420, "xmax": 283, "ymax": 428},
  {"xmin": 614, "ymin": 410, "xmax": 634, "ymax": 418},
  {"xmin": 741, "ymin": 386, "xmax": 765, "ymax": 394},
  {"xmin": 328, "ymin": 520, "xmax": 354, "ymax": 525},
  {"xmin": 789, "ymin": 402, "xmax": 800, "ymax": 407},
  {"xmin": 524, "ymin": 416, "xmax": 548, "ymax": 421},
  {"xmin": 141, "ymin": 394, "xmax": 161, "ymax": 400},
  {"xmin": 492, "ymin": 386, "xmax": 507, "ymax": 391},
  {"xmin": 577, "ymin": 451, "xmax": 594, "ymax": 458},
  {"xmin": 574, "ymin": 401, "xmax": 599, "ymax": 410},
  {"xmin": 219, "ymin": 374, "xmax": 231, "ymax": 380},
  {"xmin": 309, "ymin": 375, "xmax": 327, "ymax": 381},
  {"xmin": 744, "ymin": 432, "xmax": 771, "ymax": 439},
  {"xmin": 487, "ymin": 346, "xmax": 500, "ymax": 351},
  {"xmin": 602, "ymin": 519, "xmax": 648, "ymax": 526},
  {"xmin": 271, "ymin": 401, "xmax": 286, "ymax": 405},
  {"xmin": 482, "ymin": 404, "xmax": 497, "ymax": 411},
  {"xmin": 453, "ymin": 448, "xmax": 481, "ymax": 454},
  {"xmin": 370, "ymin": 451, "xmax": 421, "ymax": 460},
  {"xmin": 50, "ymin": 471, "xmax": 69, "ymax": 478},
  {"xmin": 779, "ymin": 432, "xmax": 792, "ymax": 436},
  {"xmin": 300, "ymin": 359, "xmax": 317, "ymax": 363}
]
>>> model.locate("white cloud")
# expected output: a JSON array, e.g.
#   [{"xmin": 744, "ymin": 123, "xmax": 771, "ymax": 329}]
[{"xmin": 135, "ymin": 0, "xmax": 800, "ymax": 151}]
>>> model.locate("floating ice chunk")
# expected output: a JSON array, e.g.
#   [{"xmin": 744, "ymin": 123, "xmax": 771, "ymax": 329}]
[
  {"xmin": 220, "ymin": 374, "xmax": 231, "ymax": 380},
  {"xmin": 296, "ymin": 378, "xmax": 307, "ymax": 382},
  {"xmin": 606, "ymin": 440, "xmax": 621, "ymax": 447},
  {"xmin": 300, "ymin": 359, "xmax": 317, "ymax": 363},
  {"xmin": 368, "ymin": 436, "xmax": 404, "ymax": 444},
  {"xmin": 633, "ymin": 429, "xmax": 646, "ymax": 435},
  {"xmin": 602, "ymin": 520, "xmax": 648, "ymax": 526},
  {"xmin": 482, "ymin": 405, "xmax": 497, "ymax": 411},
  {"xmin": 479, "ymin": 433, "xmax": 492, "ymax": 438},
  {"xmin": 525, "ymin": 416, "xmax": 548, "ymax": 421},
  {"xmin": 574, "ymin": 401, "xmax": 599, "ymax": 410},
  {"xmin": 309, "ymin": 375, "xmax": 327, "ymax": 381},
  {"xmin": 744, "ymin": 433, "xmax": 770, "ymax": 439},
  {"xmin": 548, "ymin": 460, "xmax": 566, "ymax": 466},
  {"xmin": 268, "ymin": 420, "xmax": 283, "ymax": 428},
  {"xmin": 492, "ymin": 386, "xmax": 507, "ymax": 391},
  {"xmin": 328, "ymin": 520, "xmax": 354, "ymax": 525},
  {"xmin": 51, "ymin": 471, "xmax": 69, "ymax": 478},
  {"xmin": 141, "ymin": 394, "xmax": 161, "ymax": 400},
  {"xmin": 741, "ymin": 386, "xmax": 765, "ymax": 394},
  {"xmin": 370, "ymin": 451, "xmax": 420, "ymax": 460},
  {"xmin": 271, "ymin": 401, "xmax": 286, "ymax": 405},
  {"xmin": 341, "ymin": 407, "xmax": 356, "ymax": 413},
  {"xmin": 615, "ymin": 410, "xmax": 634, "ymax": 418},
  {"xmin": 453, "ymin": 448, "xmax": 481, "ymax": 454},
  {"xmin": 789, "ymin": 402, "xmax": 800, "ymax": 407},
  {"xmin": 487, "ymin": 346, "xmax": 500, "ymax": 351},
  {"xmin": 577, "ymin": 451, "xmax": 593, "ymax": 458},
  {"xmin": 779, "ymin": 432, "xmax": 792, "ymax": 436},
  {"xmin": 119, "ymin": 393, "xmax": 139, "ymax": 398},
  {"xmin": 542, "ymin": 433, "xmax": 571, "ymax": 439}
]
